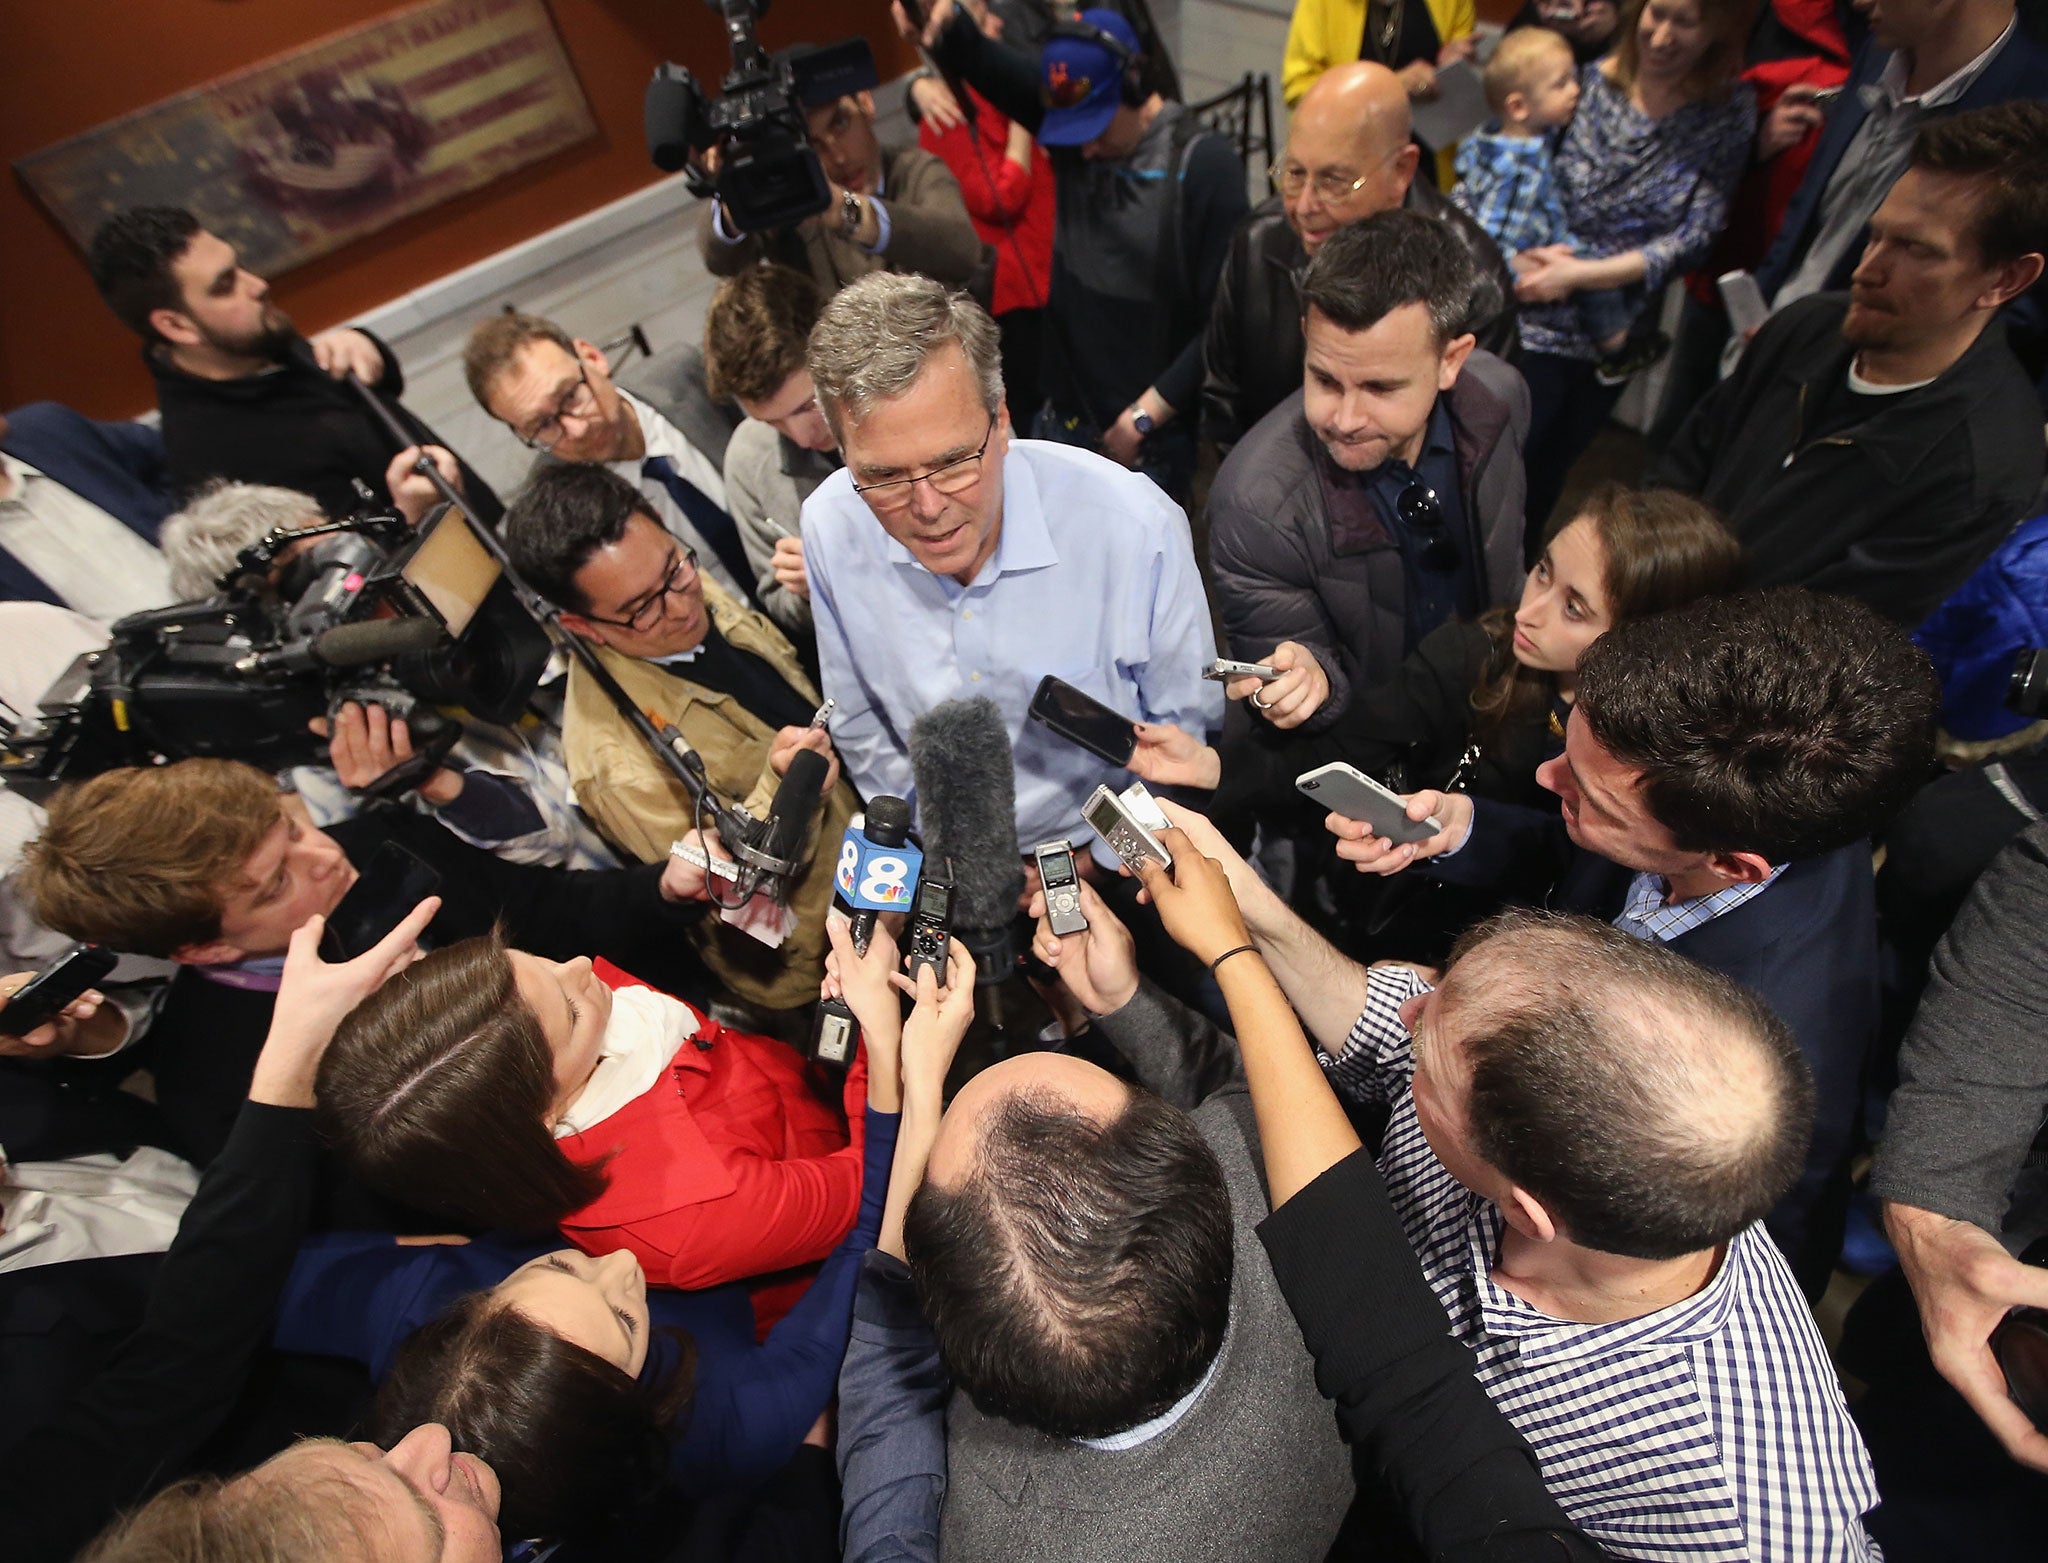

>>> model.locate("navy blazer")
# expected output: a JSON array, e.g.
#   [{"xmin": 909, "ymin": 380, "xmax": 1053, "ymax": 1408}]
[
  {"xmin": 1758, "ymin": 27, "xmax": 2048, "ymax": 301},
  {"xmin": 1432, "ymin": 802, "xmax": 1877, "ymax": 1295},
  {"xmin": 0, "ymin": 402, "xmax": 176, "ymax": 608}
]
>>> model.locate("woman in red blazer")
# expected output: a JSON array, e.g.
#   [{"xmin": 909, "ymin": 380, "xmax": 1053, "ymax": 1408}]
[{"xmin": 314, "ymin": 935, "xmax": 868, "ymax": 1305}]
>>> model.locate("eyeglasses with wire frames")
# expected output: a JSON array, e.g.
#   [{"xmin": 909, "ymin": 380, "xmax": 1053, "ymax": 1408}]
[
  {"xmin": 515, "ymin": 364, "xmax": 600, "ymax": 453},
  {"xmin": 1396, "ymin": 482, "xmax": 1464, "ymax": 574},
  {"xmin": 850, "ymin": 416, "xmax": 998, "ymax": 511},
  {"xmin": 1270, "ymin": 143, "xmax": 1406, "ymax": 205},
  {"xmin": 580, "ymin": 545, "xmax": 701, "ymax": 633}
]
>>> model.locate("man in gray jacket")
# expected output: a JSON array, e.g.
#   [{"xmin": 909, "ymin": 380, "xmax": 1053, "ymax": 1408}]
[
  {"xmin": 703, "ymin": 264, "xmax": 842, "ymax": 639},
  {"xmin": 1210, "ymin": 210, "xmax": 1528, "ymax": 737},
  {"xmin": 837, "ymin": 953, "xmax": 1354, "ymax": 1560}
]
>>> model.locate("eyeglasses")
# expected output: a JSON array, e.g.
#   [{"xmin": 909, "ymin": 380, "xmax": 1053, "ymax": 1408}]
[
  {"xmin": 581, "ymin": 546, "xmax": 700, "ymax": 632},
  {"xmin": 850, "ymin": 417, "xmax": 997, "ymax": 511},
  {"xmin": 1397, "ymin": 482, "xmax": 1464, "ymax": 574},
  {"xmin": 1270, "ymin": 144, "xmax": 1404, "ymax": 204},
  {"xmin": 515, "ymin": 366, "xmax": 600, "ymax": 452}
]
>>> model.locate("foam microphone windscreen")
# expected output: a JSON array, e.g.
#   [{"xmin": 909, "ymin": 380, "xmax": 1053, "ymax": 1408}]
[
  {"xmin": 759, "ymin": 746, "xmax": 832, "ymax": 866},
  {"xmin": 909, "ymin": 696, "xmax": 1022, "ymax": 934},
  {"xmin": 311, "ymin": 616, "xmax": 445, "ymax": 668}
]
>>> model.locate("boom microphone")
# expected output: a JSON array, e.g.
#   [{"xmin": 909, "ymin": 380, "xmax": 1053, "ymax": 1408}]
[
  {"xmin": 909, "ymin": 698, "xmax": 1022, "ymax": 986},
  {"xmin": 235, "ymin": 616, "xmax": 445, "ymax": 677}
]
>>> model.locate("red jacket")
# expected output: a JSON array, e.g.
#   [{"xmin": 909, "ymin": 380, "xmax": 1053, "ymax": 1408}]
[
  {"xmin": 920, "ymin": 86, "xmax": 1055, "ymax": 318},
  {"xmin": 556, "ymin": 962, "xmax": 866, "ymax": 1297}
]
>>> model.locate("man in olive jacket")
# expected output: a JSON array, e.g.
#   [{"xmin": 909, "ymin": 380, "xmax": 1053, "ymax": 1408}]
[{"xmin": 506, "ymin": 465, "xmax": 855, "ymax": 1017}]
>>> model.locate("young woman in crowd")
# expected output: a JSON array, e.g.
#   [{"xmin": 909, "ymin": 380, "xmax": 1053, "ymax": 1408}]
[
  {"xmin": 312, "ymin": 937, "xmax": 873, "ymax": 1309},
  {"xmin": 1134, "ymin": 484, "xmax": 1741, "ymax": 818},
  {"xmin": 1508, "ymin": 0, "xmax": 1759, "ymax": 528},
  {"xmin": 272, "ymin": 922, "xmax": 969, "ymax": 1547}
]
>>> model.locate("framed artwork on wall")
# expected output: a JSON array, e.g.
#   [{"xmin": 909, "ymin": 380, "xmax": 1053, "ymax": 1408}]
[{"xmin": 16, "ymin": 0, "xmax": 598, "ymax": 276}]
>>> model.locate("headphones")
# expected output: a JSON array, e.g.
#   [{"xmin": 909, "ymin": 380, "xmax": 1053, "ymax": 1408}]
[{"xmin": 1047, "ymin": 16, "xmax": 1149, "ymax": 107}]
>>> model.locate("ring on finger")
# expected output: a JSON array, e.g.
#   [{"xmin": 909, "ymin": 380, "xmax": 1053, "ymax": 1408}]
[{"xmin": 1250, "ymin": 689, "xmax": 1274, "ymax": 711}]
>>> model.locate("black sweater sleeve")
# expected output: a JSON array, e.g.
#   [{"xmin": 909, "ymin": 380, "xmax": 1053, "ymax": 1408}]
[
  {"xmin": 926, "ymin": 10, "xmax": 1045, "ymax": 133},
  {"xmin": 5, "ymin": 1104, "xmax": 323, "ymax": 1563},
  {"xmin": 1154, "ymin": 134, "xmax": 1250, "ymax": 415},
  {"xmin": 1257, "ymin": 1151, "xmax": 1612, "ymax": 1563}
]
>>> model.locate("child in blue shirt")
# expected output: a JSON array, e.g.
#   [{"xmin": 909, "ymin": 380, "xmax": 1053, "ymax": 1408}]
[{"xmin": 1453, "ymin": 27, "xmax": 1637, "ymax": 365}]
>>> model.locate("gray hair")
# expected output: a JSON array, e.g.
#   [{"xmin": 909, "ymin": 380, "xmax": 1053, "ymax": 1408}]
[
  {"xmin": 805, "ymin": 272, "xmax": 1002, "ymax": 436},
  {"xmin": 160, "ymin": 481, "xmax": 323, "ymax": 599}
]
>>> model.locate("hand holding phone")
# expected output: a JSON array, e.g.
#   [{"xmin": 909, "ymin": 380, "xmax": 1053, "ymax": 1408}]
[
  {"xmin": 1028, "ymin": 675, "xmax": 1139, "ymax": 767},
  {"xmin": 1297, "ymin": 763, "xmax": 1442, "ymax": 844},
  {"xmin": 321, "ymin": 842, "xmax": 445, "ymax": 962},
  {"xmin": 0, "ymin": 943, "xmax": 117, "ymax": 1039},
  {"xmin": 1204, "ymin": 658, "xmax": 1281, "ymax": 683},
  {"xmin": 1084, "ymin": 784, "xmax": 1174, "ymax": 874}
]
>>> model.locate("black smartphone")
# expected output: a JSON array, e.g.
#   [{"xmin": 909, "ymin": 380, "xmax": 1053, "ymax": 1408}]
[
  {"xmin": 322, "ymin": 841, "xmax": 444, "ymax": 962},
  {"xmin": 1028, "ymin": 674, "xmax": 1139, "ymax": 767},
  {"xmin": 1, "ymin": 942, "xmax": 118, "ymax": 1036}
]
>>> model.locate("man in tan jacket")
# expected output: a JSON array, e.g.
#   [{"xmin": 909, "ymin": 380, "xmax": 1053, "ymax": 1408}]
[{"xmin": 505, "ymin": 464, "xmax": 855, "ymax": 1016}]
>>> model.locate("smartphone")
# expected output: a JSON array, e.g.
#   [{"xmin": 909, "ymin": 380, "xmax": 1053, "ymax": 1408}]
[
  {"xmin": 1995, "ymin": 1306, "xmax": 2048, "ymax": 1432},
  {"xmin": 322, "ymin": 841, "xmax": 444, "ymax": 962},
  {"xmin": 1295, "ymin": 762, "xmax": 1443, "ymax": 846},
  {"xmin": 0, "ymin": 942, "xmax": 117, "ymax": 1036},
  {"xmin": 1717, "ymin": 269, "xmax": 1771, "ymax": 339},
  {"xmin": 1033, "ymin": 838, "xmax": 1088, "ymax": 936},
  {"xmin": 1028, "ymin": 675, "xmax": 1139, "ymax": 767},
  {"xmin": 1084, "ymin": 784, "xmax": 1174, "ymax": 873},
  {"xmin": 1204, "ymin": 657, "xmax": 1281, "ymax": 683}
]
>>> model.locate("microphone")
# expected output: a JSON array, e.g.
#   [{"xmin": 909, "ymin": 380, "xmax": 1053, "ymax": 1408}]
[
  {"xmin": 235, "ymin": 616, "xmax": 444, "ymax": 677},
  {"xmin": 732, "ymin": 746, "xmax": 831, "ymax": 901},
  {"xmin": 836, "ymin": 796, "xmax": 921, "ymax": 955},
  {"xmin": 909, "ymin": 698, "xmax": 1022, "ymax": 987}
]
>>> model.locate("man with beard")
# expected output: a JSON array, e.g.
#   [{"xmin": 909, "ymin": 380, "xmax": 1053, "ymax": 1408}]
[
  {"xmin": 1656, "ymin": 102, "xmax": 2047, "ymax": 626},
  {"xmin": 87, "ymin": 208, "xmax": 494, "ymax": 525},
  {"xmin": 1208, "ymin": 212, "xmax": 1528, "ymax": 736}
]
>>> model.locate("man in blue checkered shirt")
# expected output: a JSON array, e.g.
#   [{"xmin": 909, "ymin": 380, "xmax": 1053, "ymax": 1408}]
[{"xmin": 1143, "ymin": 810, "xmax": 1884, "ymax": 1561}]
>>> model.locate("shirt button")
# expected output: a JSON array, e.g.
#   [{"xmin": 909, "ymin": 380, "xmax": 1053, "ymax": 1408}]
[
  {"xmin": 970, "ymin": 672, "xmax": 981, "ymax": 682},
  {"xmin": 962, "ymin": 609, "xmax": 973, "ymax": 620}
]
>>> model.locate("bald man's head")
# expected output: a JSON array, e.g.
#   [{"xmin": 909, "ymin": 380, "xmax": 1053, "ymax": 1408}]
[
  {"xmin": 906, "ymin": 1053, "xmax": 1235, "ymax": 1439},
  {"xmin": 1425, "ymin": 912, "xmax": 1814, "ymax": 1260},
  {"xmin": 1281, "ymin": 62, "xmax": 1419, "ymax": 253}
]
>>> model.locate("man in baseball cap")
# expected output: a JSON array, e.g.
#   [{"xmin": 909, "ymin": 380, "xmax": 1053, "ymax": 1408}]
[{"xmin": 906, "ymin": 2, "xmax": 1247, "ymax": 500}]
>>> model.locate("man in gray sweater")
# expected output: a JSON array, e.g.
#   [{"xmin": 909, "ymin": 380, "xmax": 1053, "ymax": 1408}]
[{"xmin": 837, "ymin": 962, "xmax": 1353, "ymax": 1560}]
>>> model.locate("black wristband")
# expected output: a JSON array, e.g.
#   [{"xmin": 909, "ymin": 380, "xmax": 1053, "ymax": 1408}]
[{"xmin": 1207, "ymin": 943, "xmax": 1257, "ymax": 975}]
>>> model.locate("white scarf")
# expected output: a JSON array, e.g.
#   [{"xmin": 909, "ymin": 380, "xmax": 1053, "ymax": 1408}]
[{"xmin": 550, "ymin": 985, "xmax": 702, "ymax": 1138}]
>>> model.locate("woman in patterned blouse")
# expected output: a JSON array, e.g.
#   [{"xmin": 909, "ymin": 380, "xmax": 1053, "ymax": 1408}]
[{"xmin": 1511, "ymin": 0, "xmax": 1758, "ymax": 532}]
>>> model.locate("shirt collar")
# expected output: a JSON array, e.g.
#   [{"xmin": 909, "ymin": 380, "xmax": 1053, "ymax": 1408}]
[
  {"xmin": 1462, "ymin": 1201, "xmax": 1743, "ymax": 1365},
  {"xmin": 1876, "ymin": 15, "xmax": 2014, "ymax": 109},
  {"xmin": 1071, "ymin": 1313, "xmax": 1231, "ymax": 1450}
]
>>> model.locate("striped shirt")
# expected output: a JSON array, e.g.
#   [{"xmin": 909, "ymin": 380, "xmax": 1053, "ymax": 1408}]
[{"xmin": 1324, "ymin": 967, "xmax": 1883, "ymax": 1562}]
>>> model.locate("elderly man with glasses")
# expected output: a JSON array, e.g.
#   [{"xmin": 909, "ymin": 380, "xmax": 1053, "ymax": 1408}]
[
  {"xmin": 463, "ymin": 311, "xmax": 759, "ymax": 611},
  {"xmin": 501, "ymin": 463, "xmax": 854, "ymax": 1019},
  {"xmin": 1200, "ymin": 60, "xmax": 1518, "ymax": 454},
  {"xmin": 800, "ymin": 271, "xmax": 1218, "ymax": 867}
]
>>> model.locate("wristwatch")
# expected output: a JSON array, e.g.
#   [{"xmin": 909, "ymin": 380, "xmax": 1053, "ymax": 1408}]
[
  {"xmin": 840, "ymin": 189, "xmax": 865, "ymax": 239},
  {"xmin": 1129, "ymin": 405, "xmax": 1156, "ymax": 436}
]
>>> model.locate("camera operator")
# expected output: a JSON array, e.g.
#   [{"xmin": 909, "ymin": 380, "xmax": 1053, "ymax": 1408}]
[
  {"xmin": 154, "ymin": 479, "xmax": 618, "ymax": 872},
  {"xmin": 698, "ymin": 70, "xmax": 986, "ymax": 305},
  {"xmin": 86, "ymin": 208, "xmax": 497, "ymax": 526},
  {"xmin": 19, "ymin": 758, "xmax": 715, "ymax": 1168}
]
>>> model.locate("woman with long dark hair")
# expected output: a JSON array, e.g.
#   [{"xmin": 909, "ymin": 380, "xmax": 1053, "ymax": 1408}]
[{"xmin": 1135, "ymin": 484, "xmax": 1742, "ymax": 817}]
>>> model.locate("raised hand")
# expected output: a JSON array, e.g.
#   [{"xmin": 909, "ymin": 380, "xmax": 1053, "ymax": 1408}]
[
  {"xmin": 1327, "ymin": 789, "xmax": 1472, "ymax": 875},
  {"xmin": 1029, "ymin": 877, "xmax": 1138, "ymax": 1016},
  {"xmin": 1132, "ymin": 828, "xmax": 1253, "ymax": 967}
]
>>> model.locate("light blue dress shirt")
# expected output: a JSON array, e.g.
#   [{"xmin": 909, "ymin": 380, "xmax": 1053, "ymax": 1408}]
[{"xmin": 802, "ymin": 439, "xmax": 1222, "ymax": 861}]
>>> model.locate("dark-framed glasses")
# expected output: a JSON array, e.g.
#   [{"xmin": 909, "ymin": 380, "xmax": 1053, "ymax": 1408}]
[
  {"xmin": 582, "ymin": 546, "xmax": 700, "ymax": 632},
  {"xmin": 1397, "ymin": 482, "xmax": 1463, "ymax": 574},
  {"xmin": 516, "ymin": 366, "xmax": 599, "ymax": 452},
  {"xmin": 851, "ymin": 416, "xmax": 997, "ymax": 511}
]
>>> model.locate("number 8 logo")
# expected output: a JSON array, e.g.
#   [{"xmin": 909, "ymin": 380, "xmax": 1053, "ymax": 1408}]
[{"xmin": 861, "ymin": 854, "xmax": 911, "ymax": 901}]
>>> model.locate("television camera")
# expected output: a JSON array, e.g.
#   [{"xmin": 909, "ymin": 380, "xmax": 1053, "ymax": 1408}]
[{"xmin": 644, "ymin": 0, "xmax": 878, "ymax": 232}]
